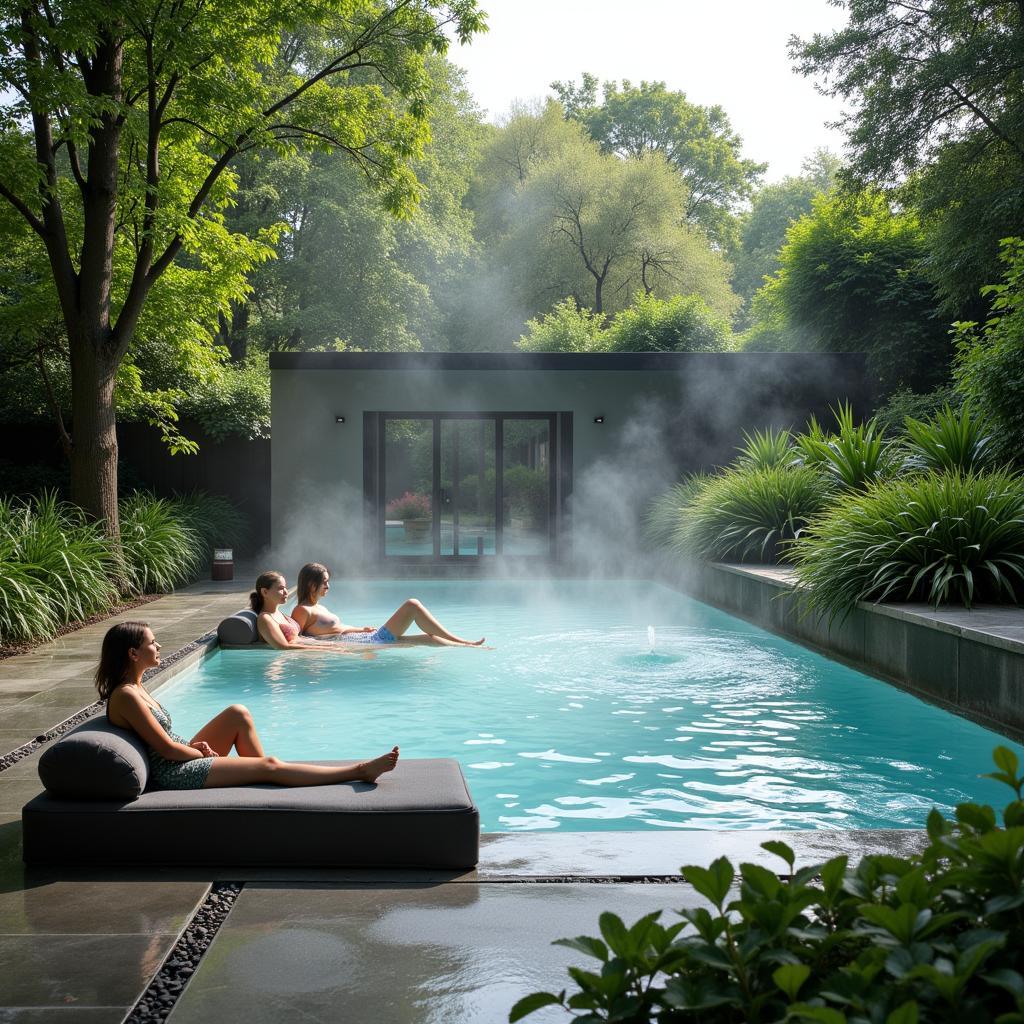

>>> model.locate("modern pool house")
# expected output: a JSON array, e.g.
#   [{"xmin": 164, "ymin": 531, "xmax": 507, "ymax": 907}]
[{"xmin": 269, "ymin": 350, "xmax": 870, "ymax": 572}]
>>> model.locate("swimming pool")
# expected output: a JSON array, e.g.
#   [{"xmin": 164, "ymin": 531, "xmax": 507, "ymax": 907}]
[{"xmin": 158, "ymin": 580, "xmax": 1023, "ymax": 832}]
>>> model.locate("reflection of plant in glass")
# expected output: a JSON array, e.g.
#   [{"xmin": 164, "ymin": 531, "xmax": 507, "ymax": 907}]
[{"xmin": 386, "ymin": 491, "xmax": 431, "ymax": 520}]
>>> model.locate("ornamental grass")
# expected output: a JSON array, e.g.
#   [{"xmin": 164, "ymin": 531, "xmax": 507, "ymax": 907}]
[
  {"xmin": 643, "ymin": 472, "xmax": 712, "ymax": 548},
  {"xmin": 673, "ymin": 465, "xmax": 833, "ymax": 564},
  {"xmin": 0, "ymin": 492, "xmax": 117, "ymax": 644},
  {"xmin": 793, "ymin": 469, "xmax": 1024, "ymax": 615},
  {"xmin": 119, "ymin": 491, "xmax": 203, "ymax": 595}
]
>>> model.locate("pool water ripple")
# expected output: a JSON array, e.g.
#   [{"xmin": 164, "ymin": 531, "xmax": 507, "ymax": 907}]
[{"xmin": 157, "ymin": 580, "xmax": 1024, "ymax": 832}]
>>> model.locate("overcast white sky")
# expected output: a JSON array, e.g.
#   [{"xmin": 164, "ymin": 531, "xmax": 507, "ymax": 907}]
[{"xmin": 448, "ymin": 0, "xmax": 851, "ymax": 182}]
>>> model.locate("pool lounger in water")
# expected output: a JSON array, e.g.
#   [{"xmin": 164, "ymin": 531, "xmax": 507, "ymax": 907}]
[{"xmin": 22, "ymin": 720, "xmax": 479, "ymax": 869}]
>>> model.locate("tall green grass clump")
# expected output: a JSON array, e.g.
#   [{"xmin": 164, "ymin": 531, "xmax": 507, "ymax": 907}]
[
  {"xmin": 794, "ymin": 470, "xmax": 1024, "ymax": 615},
  {"xmin": 791, "ymin": 401, "xmax": 895, "ymax": 490},
  {"xmin": 171, "ymin": 490, "xmax": 249, "ymax": 562},
  {"xmin": 902, "ymin": 403, "xmax": 995, "ymax": 473},
  {"xmin": 119, "ymin": 491, "xmax": 202, "ymax": 594},
  {"xmin": 674, "ymin": 465, "xmax": 833, "ymax": 563},
  {"xmin": 734, "ymin": 426, "xmax": 792, "ymax": 470},
  {"xmin": 0, "ymin": 492, "xmax": 117, "ymax": 643},
  {"xmin": 643, "ymin": 473, "xmax": 712, "ymax": 548}
]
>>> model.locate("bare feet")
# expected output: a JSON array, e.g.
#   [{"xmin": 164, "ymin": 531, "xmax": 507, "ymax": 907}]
[
  {"xmin": 357, "ymin": 746, "xmax": 399, "ymax": 783},
  {"xmin": 469, "ymin": 637, "xmax": 485, "ymax": 646}
]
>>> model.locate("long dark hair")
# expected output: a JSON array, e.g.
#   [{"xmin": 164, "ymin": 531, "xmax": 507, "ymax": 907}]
[
  {"xmin": 250, "ymin": 571, "xmax": 284, "ymax": 613},
  {"xmin": 95, "ymin": 621, "xmax": 149, "ymax": 700},
  {"xmin": 296, "ymin": 563, "xmax": 328, "ymax": 606}
]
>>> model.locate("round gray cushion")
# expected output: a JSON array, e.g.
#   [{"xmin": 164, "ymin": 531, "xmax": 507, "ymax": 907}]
[
  {"xmin": 38, "ymin": 717, "xmax": 150, "ymax": 800},
  {"xmin": 217, "ymin": 609, "xmax": 259, "ymax": 644}
]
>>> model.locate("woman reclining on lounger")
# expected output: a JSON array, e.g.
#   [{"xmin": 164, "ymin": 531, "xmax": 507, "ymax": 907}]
[
  {"xmin": 289, "ymin": 562, "xmax": 485, "ymax": 648},
  {"xmin": 99, "ymin": 621, "xmax": 399, "ymax": 790}
]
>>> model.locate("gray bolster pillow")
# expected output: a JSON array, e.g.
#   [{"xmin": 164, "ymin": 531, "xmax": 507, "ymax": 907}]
[
  {"xmin": 38, "ymin": 717, "xmax": 150, "ymax": 800},
  {"xmin": 217, "ymin": 609, "xmax": 259, "ymax": 644}
]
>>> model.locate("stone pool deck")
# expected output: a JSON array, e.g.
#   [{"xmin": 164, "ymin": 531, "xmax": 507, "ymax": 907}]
[{"xmin": 0, "ymin": 574, "xmax": 968, "ymax": 1023}]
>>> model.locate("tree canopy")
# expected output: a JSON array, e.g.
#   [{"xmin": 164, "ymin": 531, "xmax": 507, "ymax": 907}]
[
  {"xmin": 551, "ymin": 75, "xmax": 766, "ymax": 251},
  {"xmin": 0, "ymin": 0, "xmax": 484, "ymax": 530}
]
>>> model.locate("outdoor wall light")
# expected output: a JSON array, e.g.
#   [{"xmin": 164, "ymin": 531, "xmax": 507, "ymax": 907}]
[
  {"xmin": 335, "ymin": 415, "xmax": 346, "ymax": 424},
  {"xmin": 593, "ymin": 415, "xmax": 605, "ymax": 424}
]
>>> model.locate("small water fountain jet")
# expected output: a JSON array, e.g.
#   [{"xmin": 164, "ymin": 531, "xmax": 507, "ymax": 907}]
[{"xmin": 647, "ymin": 625, "xmax": 656, "ymax": 651}]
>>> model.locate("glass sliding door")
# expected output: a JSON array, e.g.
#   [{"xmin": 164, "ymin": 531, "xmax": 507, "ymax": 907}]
[
  {"xmin": 377, "ymin": 412, "xmax": 559, "ymax": 562},
  {"xmin": 441, "ymin": 418, "xmax": 496, "ymax": 556},
  {"xmin": 382, "ymin": 417, "xmax": 434, "ymax": 556},
  {"xmin": 501, "ymin": 418, "xmax": 553, "ymax": 556}
]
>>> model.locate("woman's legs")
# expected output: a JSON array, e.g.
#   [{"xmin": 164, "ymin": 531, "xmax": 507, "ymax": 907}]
[
  {"xmin": 203, "ymin": 747, "xmax": 399, "ymax": 788},
  {"xmin": 191, "ymin": 704, "xmax": 264, "ymax": 757},
  {"xmin": 382, "ymin": 599, "xmax": 484, "ymax": 646}
]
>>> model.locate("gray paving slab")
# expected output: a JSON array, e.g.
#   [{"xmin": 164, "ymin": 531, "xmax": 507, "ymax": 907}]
[
  {"xmin": 170, "ymin": 882, "xmax": 704, "ymax": 1024},
  {"xmin": 0, "ymin": 1008, "xmax": 127, "ymax": 1023},
  {"xmin": 0, "ymin": 933, "xmax": 180, "ymax": 1007}
]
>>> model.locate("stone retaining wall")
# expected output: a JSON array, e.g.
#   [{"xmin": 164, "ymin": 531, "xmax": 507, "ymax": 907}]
[{"xmin": 667, "ymin": 562, "xmax": 1024, "ymax": 741}]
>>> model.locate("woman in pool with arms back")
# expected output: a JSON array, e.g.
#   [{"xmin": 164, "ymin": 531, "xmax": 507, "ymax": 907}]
[
  {"xmin": 290, "ymin": 562, "xmax": 485, "ymax": 647},
  {"xmin": 101, "ymin": 621, "xmax": 399, "ymax": 789}
]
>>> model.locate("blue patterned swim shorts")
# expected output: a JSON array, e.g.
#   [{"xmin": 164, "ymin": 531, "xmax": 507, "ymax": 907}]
[{"xmin": 344, "ymin": 626, "xmax": 396, "ymax": 644}]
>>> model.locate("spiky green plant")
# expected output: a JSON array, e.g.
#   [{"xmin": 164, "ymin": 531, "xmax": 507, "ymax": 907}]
[
  {"xmin": 902, "ymin": 403, "xmax": 995, "ymax": 473},
  {"xmin": 171, "ymin": 491, "xmax": 249, "ymax": 562},
  {"xmin": 735, "ymin": 426, "xmax": 793, "ymax": 470},
  {"xmin": 793, "ymin": 470, "xmax": 1024, "ymax": 615},
  {"xmin": 0, "ymin": 492, "xmax": 116, "ymax": 643},
  {"xmin": 792, "ymin": 401, "xmax": 895, "ymax": 491},
  {"xmin": 119, "ymin": 491, "xmax": 202, "ymax": 594},
  {"xmin": 673, "ymin": 465, "xmax": 834, "ymax": 563},
  {"xmin": 643, "ymin": 473, "xmax": 713, "ymax": 547},
  {"xmin": 790, "ymin": 414, "xmax": 830, "ymax": 469}
]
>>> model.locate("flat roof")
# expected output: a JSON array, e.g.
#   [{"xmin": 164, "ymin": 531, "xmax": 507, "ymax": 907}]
[{"xmin": 269, "ymin": 351, "xmax": 867, "ymax": 371}]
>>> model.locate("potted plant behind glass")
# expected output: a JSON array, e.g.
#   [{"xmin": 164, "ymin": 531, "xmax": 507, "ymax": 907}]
[{"xmin": 386, "ymin": 492, "xmax": 432, "ymax": 540}]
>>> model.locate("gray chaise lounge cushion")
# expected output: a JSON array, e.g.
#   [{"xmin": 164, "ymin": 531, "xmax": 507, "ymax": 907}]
[
  {"xmin": 37, "ymin": 717, "xmax": 150, "ymax": 800},
  {"xmin": 22, "ymin": 758, "xmax": 478, "ymax": 869},
  {"xmin": 217, "ymin": 609, "xmax": 259, "ymax": 644}
]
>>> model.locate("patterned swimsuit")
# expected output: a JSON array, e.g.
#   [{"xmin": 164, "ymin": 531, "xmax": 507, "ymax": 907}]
[{"xmin": 146, "ymin": 703, "xmax": 214, "ymax": 790}]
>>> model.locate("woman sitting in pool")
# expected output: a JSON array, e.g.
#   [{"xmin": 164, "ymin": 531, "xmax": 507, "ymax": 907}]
[
  {"xmin": 99, "ymin": 621, "xmax": 399, "ymax": 790},
  {"xmin": 289, "ymin": 562, "xmax": 485, "ymax": 648}
]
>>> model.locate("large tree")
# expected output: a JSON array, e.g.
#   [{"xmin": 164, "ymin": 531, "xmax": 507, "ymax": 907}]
[
  {"xmin": 499, "ymin": 135, "xmax": 738, "ymax": 320},
  {"xmin": 221, "ymin": 56, "xmax": 485, "ymax": 355},
  {"xmin": 551, "ymin": 75, "xmax": 766, "ymax": 251},
  {"xmin": 0, "ymin": 0, "xmax": 483, "ymax": 535},
  {"xmin": 732, "ymin": 149, "xmax": 842, "ymax": 306},
  {"xmin": 756, "ymin": 190, "xmax": 950, "ymax": 395},
  {"xmin": 790, "ymin": 0, "xmax": 1024, "ymax": 313}
]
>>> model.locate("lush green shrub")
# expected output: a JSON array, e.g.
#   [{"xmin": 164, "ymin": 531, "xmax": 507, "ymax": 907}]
[
  {"xmin": 502, "ymin": 465, "xmax": 549, "ymax": 527},
  {"xmin": 873, "ymin": 385, "xmax": 961, "ymax": 434},
  {"xmin": 512, "ymin": 746, "xmax": 1024, "ymax": 1024},
  {"xmin": 674, "ymin": 465, "xmax": 833, "ymax": 563},
  {"xmin": 606, "ymin": 293, "xmax": 732, "ymax": 353},
  {"xmin": 0, "ymin": 492, "xmax": 116, "ymax": 643},
  {"xmin": 955, "ymin": 237, "xmax": 1024, "ymax": 468},
  {"xmin": 793, "ymin": 470, "xmax": 1024, "ymax": 614},
  {"xmin": 516, "ymin": 299, "xmax": 610, "ymax": 353},
  {"xmin": 171, "ymin": 491, "xmax": 250, "ymax": 562},
  {"xmin": 180, "ymin": 352, "xmax": 272, "ymax": 442},
  {"xmin": 735, "ymin": 427, "xmax": 792, "ymax": 471},
  {"xmin": 790, "ymin": 402, "xmax": 895, "ymax": 491},
  {"xmin": 119, "ymin": 491, "xmax": 202, "ymax": 594},
  {"xmin": 902, "ymin": 404, "xmax": 995, "ymax": 473},
  {"xmin": 643, "ymin": 473, "xmax": 713, "ymax": 548}
]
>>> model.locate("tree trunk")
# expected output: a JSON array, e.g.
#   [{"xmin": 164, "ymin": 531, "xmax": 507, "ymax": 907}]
[{"xmin": 69, "ymin": 336, "xmax": 121, "ymax": 537}]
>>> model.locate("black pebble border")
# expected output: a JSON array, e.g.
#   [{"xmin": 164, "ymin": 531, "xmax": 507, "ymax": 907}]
[
  {"xmin": 124, "ymin": 881, "xmax": 243, "ymax": 1023},
  {"xmin": 0, "ymin": 630, "xmax": 217, "ymax": 772}
]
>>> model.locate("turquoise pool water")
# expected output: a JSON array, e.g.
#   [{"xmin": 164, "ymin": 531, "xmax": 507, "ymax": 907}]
[{"xmin": 158, "ymin": 581, "xmax": 1023, "ymax": 832}]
